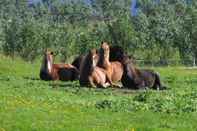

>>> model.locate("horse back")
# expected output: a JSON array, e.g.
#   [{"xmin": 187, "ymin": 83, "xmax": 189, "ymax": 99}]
[
  {"xmin": 53, "ymin": 63, "xmax": 74, "ymax": 69},
  {"xmin": 53, "ymin": 63, "xmax": 79, "ymax": 81}
]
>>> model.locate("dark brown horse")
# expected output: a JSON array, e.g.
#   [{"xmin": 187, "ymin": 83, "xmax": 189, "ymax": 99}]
[
  {"xmin": 121, "ymin": 55, "xmax": 166, "ymax": 90},
  {"xmin": 40, "ymin": 50, "xmax": 79, "ymax": 81},
  {"xmin": 71, "ymin": 55, "xmax": 85, "ymax": 71},
  {"xmin": 97, "ymin": 42, "xmax": 124, "ymax": 87},
  {"xmin": 79, "ymin": 49, "xmax": 110, "ymax": 88},
  {"xmin": 71, "ymin": 45, "xmax": 125, "ymax": 71}
]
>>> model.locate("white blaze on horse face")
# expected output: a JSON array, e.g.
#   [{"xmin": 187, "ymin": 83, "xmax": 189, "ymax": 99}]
[
  {"xmin": 48, "ymin": 60, "xmax": 52, "ymax": 73},
  {"xmin": 47, "ymin": 55, "xmax": 53, "ymax": 73},
  {"xmin": 93, "ymin": 55, "xmax": 97, "ymax": 67}
]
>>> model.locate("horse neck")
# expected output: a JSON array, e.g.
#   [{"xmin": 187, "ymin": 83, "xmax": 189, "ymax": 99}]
[
  {"xmin": 123, "ymin": 62, "xmax": 138, "ymax": 77},
  {"xmin": 98, "ymin": 51, "xmax": 110, "ymax": 68},
  {"xmin": 80, "ymin": 54, "xmax": 94, "ymax": 77},
  {"xmin": 130, "ymin": 64, "xmax": 139, "ymax": 77},
  {"xmin": 41, "ymin": 55, "xmax": 53, "ymax": 74}
]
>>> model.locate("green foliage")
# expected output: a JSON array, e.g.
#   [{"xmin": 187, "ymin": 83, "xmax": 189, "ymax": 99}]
[{"xmin": 0, "ymin": 0, "xmax": 196, "ymax": 64}]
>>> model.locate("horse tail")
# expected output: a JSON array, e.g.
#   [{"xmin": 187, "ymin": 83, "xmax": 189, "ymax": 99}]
[{"xmin": 153, "ymin": 72, "xmax": 167, "ymax": 90}]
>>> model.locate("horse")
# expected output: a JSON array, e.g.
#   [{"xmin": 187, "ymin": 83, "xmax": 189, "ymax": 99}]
[
  {"xmin": 39, "ymin": 49, "xmax": 79, "ymax": 81},
  {"xmin": 71, "ymin": 55, "xmax": 85, "ymax": 71},
  {"xmin": 71, "ymin": 45, "xmax": 125, "ymax": 71},
  {"xmin": 79, "ymin": 49, "xmax": 110, "ymax": 88},
  {"xmin": 121, "ymin": 55, "xmax": 166, "ymax": 90},
  {"xmin": 97, "ymin": 42, "xmax": 124, "ymax": 87}
]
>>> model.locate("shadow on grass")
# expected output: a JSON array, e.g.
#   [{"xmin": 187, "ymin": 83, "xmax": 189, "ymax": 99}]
[
  {"xmin": 23, "ymin": 76, "xmax": 168, "ymax": 95},
  {"xmin": 23, "ymin": 76, "xmax": 40, "ymax": 81}
]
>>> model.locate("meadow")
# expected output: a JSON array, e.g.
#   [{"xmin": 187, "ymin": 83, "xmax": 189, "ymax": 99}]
[{"xmin": 0, "ymin": 55, "xmax": 197, "ymax": 131}]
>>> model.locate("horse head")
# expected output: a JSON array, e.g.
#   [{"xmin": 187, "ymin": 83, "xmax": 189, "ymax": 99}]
[
  {"xmin": 91, "ymin": 49, "xmax": 99, "ymax": 67},
  {"xmin": 42, "ymin": 49, "xmax": 54, "ymax": 74},
  {"xmin": 101, "ymin": 41, "xmax": 110, "ymax": 57},
  {"xmin": 80, "ymin": 48, "xmax": 99, "ymax": 75}
]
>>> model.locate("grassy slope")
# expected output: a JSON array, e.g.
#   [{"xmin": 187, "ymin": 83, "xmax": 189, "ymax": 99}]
[{"xmin": 0, "ymin": 55, "xmax": 197, "ymax": 131}]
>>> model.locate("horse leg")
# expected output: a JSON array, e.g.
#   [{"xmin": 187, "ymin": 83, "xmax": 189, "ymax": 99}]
[
  {"xmin": 105, "ymin": 73, "xmax": 120, "ymax": 87},
  {"xmin": 88, "ymin": 76, "xmax": 97, "ymax": 88},
  {"xmin": 153, "ymin": 72, "xmax": 167, "ymax": 90},
  {"xmin": 102, "ymin": 82, "xmax": 110, "ymax": 88}
]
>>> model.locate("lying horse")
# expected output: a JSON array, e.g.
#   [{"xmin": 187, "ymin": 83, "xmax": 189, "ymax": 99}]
[
  {"xmin": 121, "ymin": 55, "xmax": 166, "ymax": 90},
  {"xmin": 79, "ymin": 49, "xmax": 110, "ymax": 88},
  {"xmin": 71, "ymin": 55, "xmax": 85, "ymax": 71},
  {"xmin": 40, "ymin": 50, "xmax": 79, "ymax": 81},
  {"xmin": 97, "ymin": 42, "xmax": 124, "ymax": 87},
  {"xmin": 71, "ymin": 45, "xmax": 125, "ymax": 71}
]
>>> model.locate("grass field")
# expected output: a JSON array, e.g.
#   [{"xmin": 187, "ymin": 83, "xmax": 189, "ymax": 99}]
[{"xmin": 0, "ymin": 55, "xmax": 197, "ymax": 131}]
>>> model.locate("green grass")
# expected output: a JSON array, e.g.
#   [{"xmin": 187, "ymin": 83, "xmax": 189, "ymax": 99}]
[{"xmin": 0, "ymin": 55, "xmax": 197, "ymax": 131}]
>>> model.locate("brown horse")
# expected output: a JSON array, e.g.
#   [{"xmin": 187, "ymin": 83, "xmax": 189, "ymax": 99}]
[
  {"xmin": 121, "ymin": 55, "xmax": 166, "ymax": 90},
  {"xmin": 79, "ymin": 49, "xmax": 110, "ymax": 88},
  {"xmin": 40, "ymin": 50, "xmax": 79, "ymax": 81},
  {"xmin": 71, "ymin": 46, "xmax": 125, "ymax": 71},
  {"xmin": 97, "ymin": 42, "xmax": 124, "ymax": 87}
]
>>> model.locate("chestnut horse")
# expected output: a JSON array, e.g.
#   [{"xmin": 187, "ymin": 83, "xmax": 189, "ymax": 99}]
[
  {"xmin": 79, "ymin": 49, "xmax": 110, "ymax": 88},
  {"xmin": 97, "ymin": 42, "xmax": 124, "ymax": 87},
  {"xmin": 121, "ymin": 55, "xmax": 166, "ymax": 90},
  {"xmin": 71, "ymin": 46, "xmax": 125, "ymax": 71},
  {"xmin": 40, "ymin": 50, "xmax": 79, "ymax": 81}
]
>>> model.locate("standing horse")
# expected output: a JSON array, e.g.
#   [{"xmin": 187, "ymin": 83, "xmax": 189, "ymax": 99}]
[
  {"xmin": 97, "ymin": 42, "xmax": 124, "ymax": 87},
  {"xmin": 40, "ymin": 50, "xmax": 79, "ymax": 81},
  {"xmin": 79, "ymin": 49, "xmax": 110, "ymax": 88},
  {"xmin": 121, "ymin": 55, "xmax": 166, "ymax": 90}
]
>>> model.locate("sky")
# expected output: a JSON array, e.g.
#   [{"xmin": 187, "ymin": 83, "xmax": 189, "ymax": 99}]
[
  {"xmin": 28, "ymin": 0, "xmax": 136, "ymax": 15},
  {"xmin": 28, "ymin": 0, "xmax": 192, "ymax": 17},
  {"xmin": 131, "ymin": 0, "xmax": 137, "ymax": 16}
]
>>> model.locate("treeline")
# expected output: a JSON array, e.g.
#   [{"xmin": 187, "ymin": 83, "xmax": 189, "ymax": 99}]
[{"xmin": 0, "ymin": 0, "xmax": 196, "ymax": 65}]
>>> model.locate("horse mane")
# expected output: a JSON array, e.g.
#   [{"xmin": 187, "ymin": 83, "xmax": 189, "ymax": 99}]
[
  {"xmin": 121, "ymin": 55, "xmax": 141, "ymax": 77},
  {"xmin": 40, "ymin": 51, "xmax": 53, "ymax": 80},
  {"xmin": 80, "ymin": 50, "xmax": 93, "ymax": 78},
  {"xmin": 72, "ymin": 55, "xmax": 84, "ymax": 70},
  {"xmin": 97, "ymin": 48, "xmax": 105, "ymax": 68},
  {"xmin": 109, "ymin": 45, "xmax": 125, "ymax": 62},
  {"xmin": 40, "ymin": 53, "xmax": 48, "ymax": 73}
]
